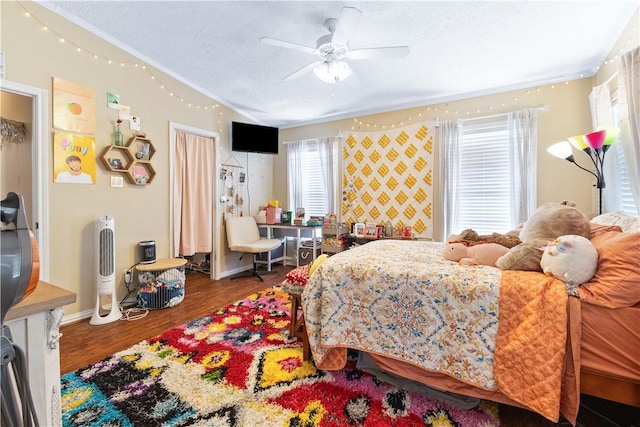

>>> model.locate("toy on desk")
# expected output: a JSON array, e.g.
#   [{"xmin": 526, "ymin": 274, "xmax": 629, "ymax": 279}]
[{"xmin": 307, "ymin": 216, "xmax": 324, "ymax": 226}]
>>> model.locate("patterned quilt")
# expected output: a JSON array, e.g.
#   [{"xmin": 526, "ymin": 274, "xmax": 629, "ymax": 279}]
[
  {"xmin": 303, "ymin": 240, "xmax": 502, "ymax": 388},
  {"xmin": 302, "ymin": 240, "xmax": 572, "ymax": 422}
]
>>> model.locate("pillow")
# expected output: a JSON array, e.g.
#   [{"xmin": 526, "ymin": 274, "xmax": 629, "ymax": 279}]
[
  {"xmin": 284, "ymin": 264, "xmax": 311, "ymax": 286},
  {"xmin": 577, "ymin": 230, "xmax": 640, "ymax": 308},
  {"xmin": 591, "ymin": 211, "xmax": 640, "ymax": 234},
  {"xmin": 308, "ymin": 254, "xmax": 329, "ymax": 277},
  {"xmin": 589, "ymin": 222, "xmax": 622, "ymax": 238}
]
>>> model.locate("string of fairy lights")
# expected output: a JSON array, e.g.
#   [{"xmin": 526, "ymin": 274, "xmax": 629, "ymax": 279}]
[
  {"xmin": 348, "ymin": 85, "xmax": 560, "ymax": 131},
  {"xmin": 16, "ymin": 1, "xmax": 638, "ymax": 134},
  {"xmin": 17, "ymin": 2, "xmax": 225, "ymax": 134},
  {"xmin": 349, "ymin": 22, "xmax": 638, "ymax": 131}
]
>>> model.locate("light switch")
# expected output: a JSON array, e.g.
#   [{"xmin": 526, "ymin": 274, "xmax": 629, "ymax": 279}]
[{"xmin": 110, "ymin": 176, "xmax": 124, "ymax": 188}]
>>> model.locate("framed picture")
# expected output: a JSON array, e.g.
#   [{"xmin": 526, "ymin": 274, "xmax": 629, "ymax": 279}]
[
  {"xmin": 354, "ymin": 222, "xmax": 365, "ymax": 237},
  {"xmin": 364, "ymin": 223, "xmax": 379, "ymax": 239}
]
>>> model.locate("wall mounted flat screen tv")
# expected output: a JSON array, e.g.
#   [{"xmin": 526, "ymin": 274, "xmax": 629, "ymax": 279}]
[{"xmin": 231, "ymin": 121, "xmax": 279, "ymax": 154}]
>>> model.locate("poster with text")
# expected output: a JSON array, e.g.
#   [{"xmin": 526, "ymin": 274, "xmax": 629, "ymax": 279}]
[
  {"xmin": 53, "ymin": 78, "xmax": 96, "ymax": 134},
  {"xmin": 53, "ymin": 132, "xmax": 96, "ymax": 184}
]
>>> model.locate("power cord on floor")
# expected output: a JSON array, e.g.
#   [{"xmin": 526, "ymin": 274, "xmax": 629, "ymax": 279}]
[
  {"xmin": 120, "ymin": 307, "xmax": 148, "ymax": 321},
  {"xmin": 117, "ymin": 264, "xmax": 148, "ymax": 321}
]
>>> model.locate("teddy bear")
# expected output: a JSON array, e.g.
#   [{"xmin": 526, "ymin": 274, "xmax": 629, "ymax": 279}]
[
  {"xmin": 495, "ymin": 201, "xmax": 591, "ymax": 272},
  {"xmin": 442, "ymin": 242, "xmax": 510, "ymax": 266},
  {"xmin": 447, "ymin": 229, "xmax": 522, "ymax": 249},
  {"xmin": 540, "ymin": 235, "xmax": 598, "ymax": 291}
]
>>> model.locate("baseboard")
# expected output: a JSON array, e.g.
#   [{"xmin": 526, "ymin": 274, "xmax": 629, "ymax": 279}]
[
  {"xmin": 62, "ymin": 308, "xmax": 93, "ymax": 325},
  {"xmin": 62, "ymin": 269, "xmax": 255, "ymax": 325}
]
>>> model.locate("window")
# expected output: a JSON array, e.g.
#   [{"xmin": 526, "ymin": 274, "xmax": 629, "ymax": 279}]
[
  {"xmin": 286, "ymin": 137, "xmax": 340, "ymax": 218},
  {"xmin": 442, "ymin": 109, "xmax": 537, "ymax": 238},
  {"xmin": 612, "ymin": 98, "xmax": 637, "ymax": 216},
  {"xmin": 298, "ymin": 145, "xmax": 328, "ymax": 217},
  {"xmin": 615, "ymin": 142, "xmax": 636, "ymax": 215},
  {"xmin": 456, "ymin": 117, "xmax": 512, "ymax": 234}
]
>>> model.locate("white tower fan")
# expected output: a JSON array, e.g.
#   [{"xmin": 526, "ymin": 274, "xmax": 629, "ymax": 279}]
[{"xmin": 90, "ymin": 215, "xmax": 121, "ymax": 324}]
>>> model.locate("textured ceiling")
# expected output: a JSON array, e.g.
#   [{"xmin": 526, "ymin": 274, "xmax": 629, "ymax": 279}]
[{"xmin": 38, "ymin": 1, "xmax": 638, "ymax": 128}]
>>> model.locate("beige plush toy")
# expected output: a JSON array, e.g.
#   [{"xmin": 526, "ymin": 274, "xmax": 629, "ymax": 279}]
[
  {"xmin": 442, "ymin": 242, "xmax": 510, "ymax": 266},
  {"xmin": 495, "ymin": 201, "xmax": 591, "ymax": 271}
]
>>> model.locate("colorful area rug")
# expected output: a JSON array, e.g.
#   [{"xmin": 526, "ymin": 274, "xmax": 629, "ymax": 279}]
[{"xmin": 61, "ymin": 287, "xmax": 499, "ymax": 426}]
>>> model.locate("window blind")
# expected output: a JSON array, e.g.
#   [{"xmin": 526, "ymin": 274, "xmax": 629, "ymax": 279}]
[
  {"xmin": 302, "ymin": 145, "xmax": 328, "ymax": 217},
  {"xmin": 457, "ymin": 117, "xmax": 512, "ymax": 234}
]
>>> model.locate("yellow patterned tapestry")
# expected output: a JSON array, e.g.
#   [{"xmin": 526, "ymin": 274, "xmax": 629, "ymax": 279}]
[{"xmin": 343, "ymin": 123, "xmax": 434, "ymax": 239}]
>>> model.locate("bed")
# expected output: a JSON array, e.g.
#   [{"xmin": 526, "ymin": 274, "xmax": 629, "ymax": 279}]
[{"xmin": 300, "ymin": 212, "xmax": 639, "ymax": 425}]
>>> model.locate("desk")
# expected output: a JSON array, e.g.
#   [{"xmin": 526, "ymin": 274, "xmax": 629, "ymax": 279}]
[{"xmin": 258, "ymin": 223, "xmax": 322, "ymax": 267}]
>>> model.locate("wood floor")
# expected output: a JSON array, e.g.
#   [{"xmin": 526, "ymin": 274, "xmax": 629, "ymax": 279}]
[{"xmin": 60, "ymin": 266, "xmax": 638, "ymax": 427}]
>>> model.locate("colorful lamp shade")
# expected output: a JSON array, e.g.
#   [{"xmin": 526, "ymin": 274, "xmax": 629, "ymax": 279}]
[
  {"xmin": 584, "ymin": 129, "xmax": 607, "ymax": 150},
  {"xmin": 547, "ymin": 141, "xmax": 574, "ymax": 160},
  {"xmin": 599, "ymin": 126, "xmax": 620, "ymax": 150},
  {"xmin": 567, "ymin": 134, "xmax": 589, "ymax": 151}
]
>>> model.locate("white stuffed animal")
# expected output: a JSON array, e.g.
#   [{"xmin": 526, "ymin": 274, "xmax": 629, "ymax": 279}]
[{"xmin": 540, "ymin": 235, "xmax": 598, "ymax": 292}]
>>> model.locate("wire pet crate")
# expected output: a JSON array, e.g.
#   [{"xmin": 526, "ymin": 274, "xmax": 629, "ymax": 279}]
[{"xmin": 135, "ymin": 259, "xmax": 187, "ymax": 310}]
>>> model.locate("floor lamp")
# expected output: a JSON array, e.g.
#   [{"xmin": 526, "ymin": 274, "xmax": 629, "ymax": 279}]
[{"xmin": 546, "ymin": 126, "xmax": 620, "ymax": 215}]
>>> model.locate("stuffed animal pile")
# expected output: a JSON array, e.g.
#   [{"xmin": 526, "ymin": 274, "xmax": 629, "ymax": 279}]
[
  {"xmin": 495, "ymin": 201, "xmax": 591, "ymax": 271},
  {"xmin": 447, "ymin": 229, "xmax": 522, "ymax": 248},
  {"xmin": 443, "ymin": 201, "xmax": 594, "ymax": 274}
]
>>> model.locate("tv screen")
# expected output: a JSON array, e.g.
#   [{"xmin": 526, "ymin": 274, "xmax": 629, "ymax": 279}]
[{"xmin": 231, "ymin": 121, "xmax": 279, "ymax": 154}]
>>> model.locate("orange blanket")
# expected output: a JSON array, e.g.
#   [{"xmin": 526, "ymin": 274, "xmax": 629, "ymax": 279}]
[{"xmin": 494, "ymin": 270, "xmax": 575, "ymax": 423}]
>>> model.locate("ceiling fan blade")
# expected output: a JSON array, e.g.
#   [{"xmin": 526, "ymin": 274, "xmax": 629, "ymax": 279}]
[
  {"xmin": 348, "ymin": 46, "xmax": 410, "ymax": 60},
  {"xmin": 259, "ymin": 37, "xmax": 317, "ymax": 55},
  {"xmin": 283, "ymin": 61, "xmax": 324, "ymax": 81},
  {"xmin": 331, "ymin": 6, "xmax": 362, "ymax": 45}
]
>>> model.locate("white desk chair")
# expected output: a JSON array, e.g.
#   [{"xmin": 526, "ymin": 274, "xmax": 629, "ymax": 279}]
[{"xmin": 225, "ymin": 216, "xmax": 283, "ymax": 281}]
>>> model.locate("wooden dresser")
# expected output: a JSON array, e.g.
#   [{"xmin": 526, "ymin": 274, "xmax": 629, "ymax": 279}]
[{"xmin": 5, "ymin": 281, "xmax": 76, "ymax": 427}]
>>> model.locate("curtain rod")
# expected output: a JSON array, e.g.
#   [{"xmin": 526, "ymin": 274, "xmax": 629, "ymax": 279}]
[
  {"xmin": 445, "ymin": 105, "xmax": 549, "ymax": 123},
  {"xmin": 602, "ymin": 72, "xmax": 617, "ymax": 87},
  {"xmin": 282, "ymin": 135, "xmax": 342, "ymax": 145}
]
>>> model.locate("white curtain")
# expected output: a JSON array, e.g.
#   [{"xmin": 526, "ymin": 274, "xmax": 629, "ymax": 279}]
[
  {"xmin": 618, "ymin": 46, "xmax": 640, "ymax": 215},
  {"xmin": 438, "ymin": 120, "xmax": 462, "ymax": 240},
  {"xmin": 173, "ymin": 131, "xmax": 214, "ymax": 257},
  {"xmin": 286, "ymin": 137, "xmax": 340, "ymax": 217},
  {"xmin": 589, "ymin": 82, "xmax": 621, "ymax": 212},
  {"xmin": 317, "ymin": 137, "xmax": 339, "ymax": 215},
  {"xmin": 508, "ymin": 108, "xmax": 538, "ymax": 225},
  {"xmin": 287, "ymin": 140, "xmax": 305, "ymax": 211}
]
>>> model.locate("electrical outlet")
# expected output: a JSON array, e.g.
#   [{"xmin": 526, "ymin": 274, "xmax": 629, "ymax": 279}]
[
  {"xmin": 124, "ymin": 269, "xmax": 133, "ymax": 284},
  {"xmin": 111, "ymin": 176, "xmax": 124, "ymax": 188}
]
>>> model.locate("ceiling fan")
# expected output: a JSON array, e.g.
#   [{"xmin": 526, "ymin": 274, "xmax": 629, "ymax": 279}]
[{"xmin": 260, "ymin": 6, "xmax": 409, "ymax": 83}]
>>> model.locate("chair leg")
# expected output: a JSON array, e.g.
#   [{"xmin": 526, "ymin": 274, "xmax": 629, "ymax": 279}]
[{"xmin": 229, "ymin": 253, "xmax": 277, "ymax": 282}]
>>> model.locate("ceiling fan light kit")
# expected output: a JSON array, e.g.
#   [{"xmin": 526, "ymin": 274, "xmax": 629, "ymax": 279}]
[
  {"xmin": 260, "ymin": 6, "xmax": 409, "ymax": 84},
  {"xmin": 313, "ymin": 60, "xmax": 352, "ymax": 83}
]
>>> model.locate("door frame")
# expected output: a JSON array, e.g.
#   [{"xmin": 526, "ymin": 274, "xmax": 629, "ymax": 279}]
[
  {"xmin": 1, "ymin": 80, "xmax": 50, "ymax": 281},
  {"xmin": 168, "ymin": 122, "xmax": 220, "ymax": 279}
]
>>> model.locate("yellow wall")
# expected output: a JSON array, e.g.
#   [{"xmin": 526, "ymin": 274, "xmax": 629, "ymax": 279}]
[{"xmin": 1, "ymin": 2, "xmax": 275, "ymax": 319}]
